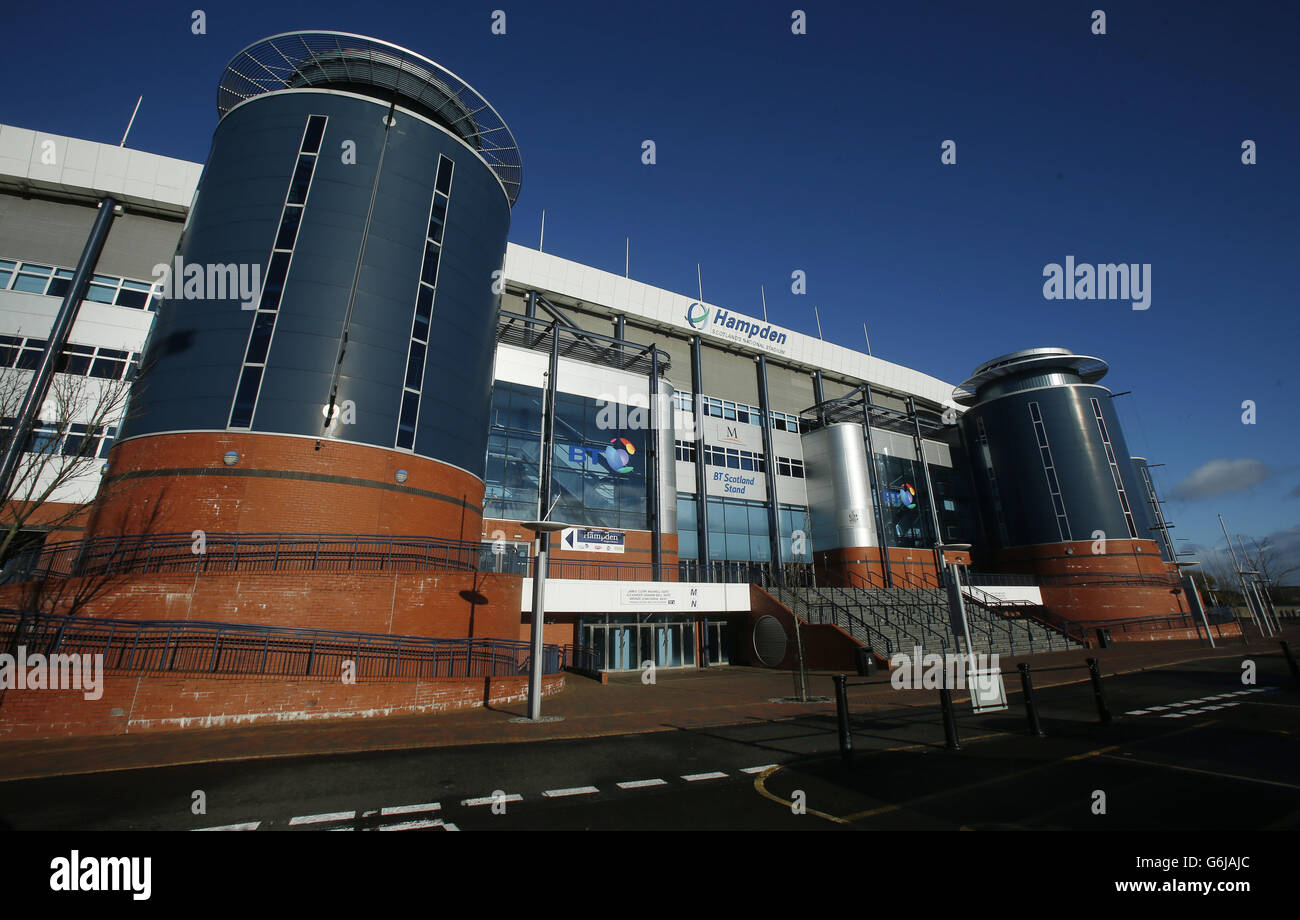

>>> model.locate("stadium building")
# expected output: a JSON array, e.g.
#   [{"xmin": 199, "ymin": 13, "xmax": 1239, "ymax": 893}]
[{"xmin": 0, "ymin": 31, "xmax": 1223, "ymax": 735}]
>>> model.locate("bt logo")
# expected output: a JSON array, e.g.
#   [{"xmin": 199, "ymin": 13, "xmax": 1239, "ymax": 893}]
[
  {"xmin": 685, "ymin": 302, "xmax": 710, "ymax": 329},
  {"xmin": 566, "ymin": 437, "xmax": 637, "ymax": 474},
  {"xmin": 882, "ymin": 483, "xmax": 917, "ymax": 509}
]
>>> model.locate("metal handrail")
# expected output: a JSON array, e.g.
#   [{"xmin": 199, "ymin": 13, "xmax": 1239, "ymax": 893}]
[
  {"xmin": 0, "ymin": 609, "xmax": 564, "ymax": 680},
  {"xmin": 8, "ymin": 532, "xmax": 526, "ymax": 582}
]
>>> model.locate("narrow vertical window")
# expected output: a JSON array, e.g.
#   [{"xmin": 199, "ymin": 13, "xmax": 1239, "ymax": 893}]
[
  {"xmin": 396, "ymin": 154, "xmax": 453, "ymax": 450},
  {"xmin": 228, "ymin": 114, "xmax": 327, "ymax": 429}
]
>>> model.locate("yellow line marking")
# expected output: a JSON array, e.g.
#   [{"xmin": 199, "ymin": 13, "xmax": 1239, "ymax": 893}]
[
  {"xmin": 752, "ymin": 732, "xmax": 1007, "ymax": 826},
  {"xmin": 752, "ymin": 765, "xmax": 848, "ymax": 824},
  {"xmin": 1097, "ymin": 753, "xmax": 1300, "ymax": 791}
]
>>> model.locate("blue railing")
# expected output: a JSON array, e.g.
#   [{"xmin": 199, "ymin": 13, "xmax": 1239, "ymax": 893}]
[
  {"xmin": 0, "ymin": 610, "xmax": 564, "ymax": 681},
  {"xmin": 7, "ymin": 532, "xmax": 530, "ymax": 582}
]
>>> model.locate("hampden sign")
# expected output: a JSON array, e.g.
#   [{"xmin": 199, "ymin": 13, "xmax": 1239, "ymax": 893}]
[{"xmin": 683, "ymin": 301, "xmax": 792, "ymax": 356}]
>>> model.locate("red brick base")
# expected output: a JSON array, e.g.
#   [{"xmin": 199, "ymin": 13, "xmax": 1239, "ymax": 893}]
[{"xmin": 0, "ymin": 672, "xmax": 565, "ymax": 740}]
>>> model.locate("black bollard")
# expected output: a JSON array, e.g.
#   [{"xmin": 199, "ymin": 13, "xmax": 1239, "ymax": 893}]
[
  {"xmin": 833, "ymin": 674, "xmax": 853, "ymax": 761},
  {"xmin": 939, "ymin": 687, "xmax": 961, "ymax": 750},
  {"xmin": 1281, "ymin": 641, "xmax": 1300, "ymax": 688},
  {"xmin": 1018, "ymin": 662, "xmax": 1046, "ymax": 737},
  {"xmin": 1086, "ymin": 657, "xmax": 1112, "ymax": 724}
]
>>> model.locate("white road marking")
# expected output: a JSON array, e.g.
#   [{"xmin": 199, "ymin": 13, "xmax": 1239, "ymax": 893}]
[
  {"xmin": 682, "ymin": 772, "xmax": 728, "ymax": 782},
  {"xmin": 1146, "ymin": 706, "xmax": 1168, "ymax": 712},
  {"xmin": 741, "ymin": 764, "xmax": 778, "ymax": 774},
  {"xmin": 543, "ymin": 786, "xmax": 600, "ymax": 798},
  {"xmin": 382, "ymin": 803, "xmax": 441, "ymax": 816},
  {"xmin": 1162, "ymin": 713, "xmax": 1188, "ymax": 719},
  {"xmin": 617, "ymin": 779, "xmax": 668, "ymax": 789},
  {"xmin": 1125, "ymin": 710, "xmax": 1150, "ymax": 716},
  {"xmin": 378, "ymin": 818, "xmax": 445, "ymax": 831},
  {"xmin": 461, "ymin": 793, "xmax": 522, "ymax": 807},
  {"xmin": 289, "ymin": 811, "xmax": 355, "ymax": 825},
  {"xmin": 443, "ymin": 823, "xmax": 460, "ymax": 831},
  {"xmin": 193, "ymin": 822, "xmax": 260, "ymax": 831}
]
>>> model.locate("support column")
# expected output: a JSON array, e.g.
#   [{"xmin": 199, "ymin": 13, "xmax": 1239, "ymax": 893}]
[
  {"xmin": 756, "ymin": 355, "xmax": 783, "ymax": 587},
  {"xmin": 525, "ymin": 289, "xmax": 538, "ymax": 348},
  {"xmin": 538, "ymin": 323, "xmax": 559, "ymax": 518},
  {"xmin": 908, "ymin": 396, "xmax": 945, "ymax": 585},
  {"xmin": 648, "ymin": 347, "xmax": 662, "ymax": 581},
  {"xmin": 0, "ymin": 196, "xmax": 119, "ymax": 503},
  {"xmin": 861, "ymin": 384, "xmax": 891, "ymax": 588},
  {"xmin": 691, "ymin": 336, "xmax": 710, "ymax": 580}
]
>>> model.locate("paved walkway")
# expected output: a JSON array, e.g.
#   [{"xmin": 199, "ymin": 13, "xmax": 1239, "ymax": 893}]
[{"xmin": 0, "ymin": 627, "xmax": 1294, "ymax": 782}]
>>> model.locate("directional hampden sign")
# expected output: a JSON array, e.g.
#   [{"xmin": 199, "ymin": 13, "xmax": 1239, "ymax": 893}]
[
  {"xmin": 561, "ymin": 527, "xmax": 626, "ymax": 554},
  {"xmin": 968, "ymin": 667, "xmax": 1008, "ymax": 713}
]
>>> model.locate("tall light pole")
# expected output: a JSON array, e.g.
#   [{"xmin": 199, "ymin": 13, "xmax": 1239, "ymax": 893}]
[
  {"xmin": 517, "ymin": 517, "xmax": 573, "ymax": 722},
  {"xmin": 1220, "ymin": 514, "xmax": 1269, "ymax": 638},
  {"xmin": 1176, "ymin": 559, "xmax": 1215, "ymax": 648},
  {"xmin": 1236, "ymin": 535, "xmax": 1278, "ymax": 633}
]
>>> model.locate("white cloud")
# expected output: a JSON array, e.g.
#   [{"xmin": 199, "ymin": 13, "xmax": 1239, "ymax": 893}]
[{"xmin": 1168, "ymin": 459, "xmax": 1272, "ymax": 501}]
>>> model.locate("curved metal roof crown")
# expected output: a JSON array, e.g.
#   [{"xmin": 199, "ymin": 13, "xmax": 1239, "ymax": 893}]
[
  {"xmin": 217, "ymin": 31, "xmax": 522, "ymax": 207},
  {"xmin": 952, "ymin": 347, "xmax": 1108, "ymax": 405}
]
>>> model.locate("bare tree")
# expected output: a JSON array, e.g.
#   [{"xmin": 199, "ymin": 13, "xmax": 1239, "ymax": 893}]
[
  {"xmin": 0, "ymin": 363, "xmax": 133, "ymax": 565},
  {"xmin": 1241, "ymin": 536, "xmax": 1299, "ymax": 591}
]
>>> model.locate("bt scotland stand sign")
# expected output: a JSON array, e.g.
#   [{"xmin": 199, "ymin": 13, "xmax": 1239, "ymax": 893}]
[{"xmin": 683, "ymin": 302, "xmax": 792, "ymax": 356}]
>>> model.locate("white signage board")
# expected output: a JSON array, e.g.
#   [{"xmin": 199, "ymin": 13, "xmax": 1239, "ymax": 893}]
[
  {"xmin": 969, "ymin": 667, "xmax": 1008, "ymax": 714},
  {"xmin": 561, "ymin": 527, "xmax": 625, "ymax": 554}
]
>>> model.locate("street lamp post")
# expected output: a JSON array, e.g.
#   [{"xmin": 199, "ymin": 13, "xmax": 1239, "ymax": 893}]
[
  {"xmin": 938, "ymin": 542, "xmax": 975, "ymax": 678},
  {"xmin": 518, "ymin": 518, "xmax": 574, "ymax": 722},
  {"xmin": 1176, "ymin": 559, "xmax": 1215, "ymax": 649}
]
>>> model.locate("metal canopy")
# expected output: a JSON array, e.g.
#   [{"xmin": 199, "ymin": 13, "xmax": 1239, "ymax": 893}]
[
  {"xmin": 799, "ymin": 384, "xmax": 947, "ymax": 436},
  {"xmin": 218, "ymin": 31, "xmax": 522, "ymax": 207},
  {"xmin": 952, "ymin": 347, "xmax": 1108, "ymax": 406}
]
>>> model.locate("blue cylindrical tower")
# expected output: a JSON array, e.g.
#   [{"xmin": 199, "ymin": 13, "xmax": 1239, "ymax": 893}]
[{"xmin": 95, "ymin": 32, "xmax": 521, "ymax": 540}]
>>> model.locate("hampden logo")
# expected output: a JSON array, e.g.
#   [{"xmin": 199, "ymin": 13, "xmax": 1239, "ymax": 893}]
[
  {"xmin": 684, "ymin": 302, "xmax": 788, "ymax": 347},
  {"xmin": 686, "ymin": 301, "xmax": 710, "ymax": 329}
]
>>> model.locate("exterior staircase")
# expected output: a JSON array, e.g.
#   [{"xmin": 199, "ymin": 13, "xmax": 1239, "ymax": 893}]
[{"xmin": 774, "ymin": 582, "xmax": 1082, "ymax": 660}]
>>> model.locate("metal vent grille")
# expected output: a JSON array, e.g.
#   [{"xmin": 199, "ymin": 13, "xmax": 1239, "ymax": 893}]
[{"xmin": 752, "ymin": 615, "xmax": 788, "ymax": 668}]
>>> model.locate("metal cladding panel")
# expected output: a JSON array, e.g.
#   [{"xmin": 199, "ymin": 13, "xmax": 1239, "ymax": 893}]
[
  {"xmin": 962, "ymin": 384, "xmax": 1143, "ymax": 548},
  {"xmin": 121, "ymin": 91, "xmax": 510, "ymax": 477},
  {"xmin": 656, "ymin": 382, "xmax": 678, "ymax": 535},
  {"xmin": 803, "ymin": 422, "xmax": 876, "ymax": 551}
]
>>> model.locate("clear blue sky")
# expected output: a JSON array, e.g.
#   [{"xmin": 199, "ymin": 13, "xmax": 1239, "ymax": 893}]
[{"xmin": 4, "ymin": 0, "xmax": 1297, "ymax": 576}]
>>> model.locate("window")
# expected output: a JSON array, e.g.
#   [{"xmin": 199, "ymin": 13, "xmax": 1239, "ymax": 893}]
[
  {"xmin": 56, "ymin": 344, "xmax": 95, "ymax": 376},
  {"xmin": 396, "ymin": 156, "xmax": 453, "ymax": 451},
  {"xmin": 228, "ymin": 114, "xmax": 327, "ymax": 430},
  {"xmin": 776, "ymin": 456, "xmax": 805, "ymax": 478},
  {"xmin": 12, "ymin": 263, "xmax": 52, "ymax": 293},
  {"xmin": 0, "ymin": 258, "xmax": 160, "ymax": 311},
  {"xmin": 674, "ymin": 440, "xmax": 696, "ymax": 463}
]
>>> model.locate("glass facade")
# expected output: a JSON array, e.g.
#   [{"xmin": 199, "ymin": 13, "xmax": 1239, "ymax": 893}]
[
  {"xmin": 676, "ymin": 494, "xmax": 810, "ymax": 563},
  {"xmin": 484, "ymin": 380, "xmax": 649, "ymax": 529}
]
